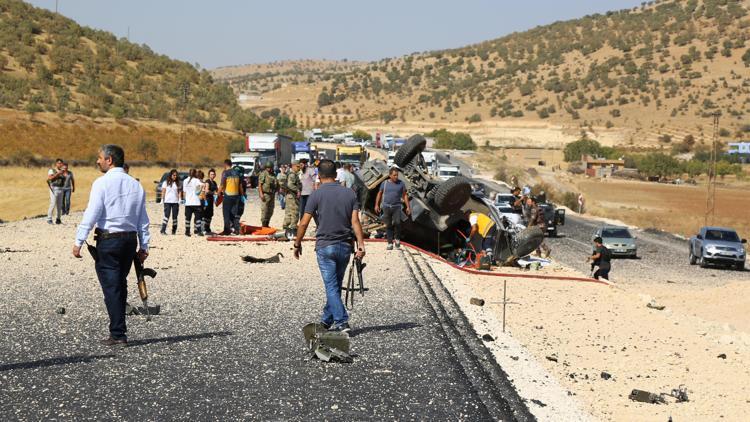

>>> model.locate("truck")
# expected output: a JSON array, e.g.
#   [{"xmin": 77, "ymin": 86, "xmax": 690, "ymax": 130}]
[
  {"xmin": 336, "ymin": 145, "xmax": 367, "ymax": 167},
  {"xmin": 246, "ymin": 133, "xmax": 293, "ymax": 168},
  {"xmin": 436, "ymin": 164, "xmax": 461, "ymax": 181},
  {"xmin": 311, "ymin": 128, "xmax": 323, "ymax": 142},
  {"xmin": 292, "ymin": 141, "xmax": 312, "ymax": 162},
  {"xmin": 421, "ymin": 151, "xmax": 437, "ymax": 174}
]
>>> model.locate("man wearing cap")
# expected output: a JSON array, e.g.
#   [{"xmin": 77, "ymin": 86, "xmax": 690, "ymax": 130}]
[
  {"xmin": 258, "ymin": 161, "xmax": 278, "ymax": 227},
  {"xmin": 283, "ymin": 161, "xmax": 302, "ymax": 238},
  {"xmin": 72, "ymin": 144, "xmax": 150, "ymax": 346}
]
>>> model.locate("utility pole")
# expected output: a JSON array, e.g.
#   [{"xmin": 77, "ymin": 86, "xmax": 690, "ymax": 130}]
[
  {"xmin": 55, "ymin": 0, "xmax": 58, "ymax": 13},
  {"xmin": 704, "ymin": 111, "xmax": 720, "ymax": 226},
  {"xmin": 178, "ymin": 83, "xmax": 190, "ymax": 166}
]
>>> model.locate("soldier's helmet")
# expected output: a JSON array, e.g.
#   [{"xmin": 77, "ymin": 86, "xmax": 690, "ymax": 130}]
[{"xmin": 265, "ymin": 161, "xmax": 274, "ymax": 169}]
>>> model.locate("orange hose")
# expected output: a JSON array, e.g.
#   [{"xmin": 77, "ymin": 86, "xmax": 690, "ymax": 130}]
[{"xmin": 206, "ymin": 236, "xmax": 609, "ymax": 285}]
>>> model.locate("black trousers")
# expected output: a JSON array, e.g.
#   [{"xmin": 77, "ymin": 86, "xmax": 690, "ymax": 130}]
[
  {"xmin": 185, "ymin": 205, "xmax": 203, "ymax": 233},
  {"xmin": 382, "ymin": 205, "xmax": 403, "ymax": 243},
  {"xmin": 95, "ymin": 236, "xmax": 137, "ymax": 340},
  {"xmin": 222, "ymin": 195, "xmax": 241, "ymax": 233},
  {"xmin": 594, "ymin": 265, "xmax": 610, "ymax": 280},
  {"xmin": 299, "ymin": 194, "xmax": 310, "ymax": 221},
  {"xmin": 162, "ymin": 203, "xmax": 179, "ymax": 233},
  {"xmin": 203, "ymin": 199, "xmax": 214, "ymax": 232}
]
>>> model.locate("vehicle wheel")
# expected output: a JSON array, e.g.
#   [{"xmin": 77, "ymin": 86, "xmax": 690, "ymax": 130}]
[
  {"xmin": 393, "ymin": 135, "xmax": 427, "ymax": 168},
  {"xmin": 433, "ymin": 176, "xmax": 472, "ymax": 214},
  {"xmin": 513, "ymin": 226, "xmax": 545, "ymax": 258},
  {"xmin": 736, "ymin": 262, "xmax": 746, "ymax": 271},
  {"xmin": 688, "ymin": 249, "xmax": 696, "ymax": 265},
  {"xmin": 550, "ymin": 228, "xmax": 558, "ymax": 238},
  {"xmin": 698, "ymin": 252, "xmax": 707, "ymax": 268}
]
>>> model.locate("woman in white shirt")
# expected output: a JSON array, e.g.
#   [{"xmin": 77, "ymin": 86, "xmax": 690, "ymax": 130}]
[
  {"xmin": 160, "ymin": 169, "xmax": 181, "ymax": 235},
  {"xmin": 182, "ymin": 168, "xmax": 205, "ymax": 236}
]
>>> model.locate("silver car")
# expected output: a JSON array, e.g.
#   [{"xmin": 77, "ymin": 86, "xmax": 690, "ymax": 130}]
[
  {"xmin": 593, "ymin": 225, "xmax": 638, "ymax": 258},
  {"xmin": 689, "ymin": 226, "xmax": 747, "ymax": 270}
]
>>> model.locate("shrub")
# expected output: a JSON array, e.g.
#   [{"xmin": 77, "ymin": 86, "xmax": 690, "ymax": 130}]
[{"xmin": 467, "ymin": 113, "xmax": 481, "ymax": 123}]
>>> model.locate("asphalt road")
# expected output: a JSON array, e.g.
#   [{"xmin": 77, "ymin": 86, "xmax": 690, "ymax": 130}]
[
  {"xmin": 0, "ymin": 228, "xmax": 528, "ymax": 420},
  {"xmin": 470, "ymin": 175, "xmax": 749, "ymax": 284}
]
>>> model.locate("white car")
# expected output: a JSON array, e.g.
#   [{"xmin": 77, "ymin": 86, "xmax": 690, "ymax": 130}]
[{"xmin": 493, "ymin": 202, "xmax": 525, "ymax": 228}]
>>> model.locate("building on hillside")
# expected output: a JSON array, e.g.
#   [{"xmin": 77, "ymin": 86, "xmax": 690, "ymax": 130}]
[
  {"xmin": 581, "ymin": 155, "xmax": 626, "ymax": 178},
  {"xmin": 727, "ymin": 142, "xmax": 750, "ymax": 163}
]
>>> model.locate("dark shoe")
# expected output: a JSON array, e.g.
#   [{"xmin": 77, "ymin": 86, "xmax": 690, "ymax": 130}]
[
  {"xmin": 160, "ymin": 230, "xmax": 167, "ymax": 235},
  {"xmin": 47, "ymin": 219, "xmax": 53, "ymax": 225},
  {"xmin": 196, "ymin": 231, "xmax": 204, "ymax": 237},
  {"xmin": 320, "ymin": 321, "xmax": 332, "ymax": 330},
  {"xmin": 329, "ymin": 322, "xmax": 351, "ymax": 333},
  {"xmin": 395, "ymin": 240, "xmax": 401, "ymax": 249},
  {"xmin": 387, "ymin": 243, "xmax": 394, "ymax": 250},
  {"xmin": 55, "ymin": 219, "xmax": 62, "ymax": 225},
  {"xmin": 185, "ymin": 230, "xmax": 191, "ymax": 237},
  {"xmin": 99, "ymin": 337, "xmax": 127, "ymax": 347},
  {"xmin": 218, "ymin": 230, "xmax": 231, "ymax": 236}
]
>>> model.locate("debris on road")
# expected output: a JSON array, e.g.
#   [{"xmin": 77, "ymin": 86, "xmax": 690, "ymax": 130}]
[
  {"xmin": 546, "ymin": 355, "xmax": 558, "ymax": 363},
  {"xmin": 600, "ymin": 371, "xmax": 612, "ymax": 380},
  {"xmin": 481, "ymin": 334, "xmax": 495, "ymax": 342},
  {"xmin": 629, "ymin": 389, "xmax": 666, "ymax": 404},
  {"xmin": 242, "ymin": 253, "xmax": 284, "ymax": 264},
  {"xmin": 718, "ymin": 353, "xmax": 727, "ymax": 359},
  {"xmin": 55, "ymin": 307, "xmax": 65, "ymax": 315},
  {"xmin": 470, "ymin": 297, "xmax": 485, "ymax": 306},
  {"xmin": 646, "ymin": 300, "xmax": 666, "ymax": 310}
]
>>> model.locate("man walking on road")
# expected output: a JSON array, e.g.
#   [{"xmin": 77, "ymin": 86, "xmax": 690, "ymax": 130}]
[
  {"xmin": 72, "ymin": 145, "xmax": 150, "ymax": 346},
  {"xmin": 293, "ymin": 159, "xmax": 366, "ymax": 333},
  {"xmin": 258, "ymin": 161, "xmax": 278, "ymax": 227},
  {"xmin": 375, "ymin": 168, "xmax": 411, "ymax": 250},
  {"xmin": 299, "ymin": 159, "xmax": 317, "ymax": 221},
  {"xmin": 61, "ymin": 163, "xmax": 75, "ymax": 215},
  {"xmin": 47, "ymin": 158, "xmax": 65, "ymax": 224},
  {"xmin": 588, "ymin": 236, "xmax": 611, "ymax": 281},
  {"xmin": 283, "ymin": 161, "xmax": 302, "ymax": 239}
]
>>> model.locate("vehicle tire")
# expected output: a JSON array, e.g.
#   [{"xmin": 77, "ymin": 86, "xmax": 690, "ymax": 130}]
[
  {"xmin": 550, "ymin": 228, "xmax": 558, "ymax": 238},
  {"xmin": 513, "ymin": 226, "xmax": 545, "ymax": 258},
  {"xmin": 688, "ymin": 249, "xmax": 696, "ymax": 265},
  {"xmin": 433, "ymin": 176, "xmax": 472, "ymax": 214},
  {"xmin": 698, "ymin": 252, "xmax": 707, "ymax": 268},
  {"xmin": 393, "ymin": 135, "xmax": 427, "ymax": 168},
  {"xmin": 736, "ymin": 262, "xmax": 746, "ymax": 271}
]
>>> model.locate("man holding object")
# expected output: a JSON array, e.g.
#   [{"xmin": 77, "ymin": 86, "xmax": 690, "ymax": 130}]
[
  {"xmin": 294, "ymin": 159, "xmax": 365, "ymax": 333},
  {"xmin": 72, "ymin": 145, "xmax": 150, "ymax": 346}
]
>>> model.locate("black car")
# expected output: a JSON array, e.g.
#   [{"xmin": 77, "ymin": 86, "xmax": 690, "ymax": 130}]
[{"xmin": 154, "ymin": 171, "xmax": 188, "ymax": 203}]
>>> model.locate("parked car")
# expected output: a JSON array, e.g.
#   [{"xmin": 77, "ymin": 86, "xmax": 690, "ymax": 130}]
[
  {"xmin": 493, "ymin": 202, "xmax": 524, "ymax": 228},
  {"xmin": 689, "ymin": 226, "xmax": 746, "ymax": 270},
  {"xmin": 154, "ymin": 171, "xmax": 188, "ymax": 203},
  {"xmin": 592, "ymin": 225, "xmax": 638, "ymax": 258}
]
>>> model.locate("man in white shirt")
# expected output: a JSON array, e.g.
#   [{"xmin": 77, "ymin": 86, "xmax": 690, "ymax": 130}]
[{"xmin": 72, "ymin": 145, "xmax": 150, "ymax": 346}]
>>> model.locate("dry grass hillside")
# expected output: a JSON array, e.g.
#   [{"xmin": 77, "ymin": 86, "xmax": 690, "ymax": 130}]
[
  {"xmin": 217, "ymin": 0, "xmax": 750, "ymax": 149},
  {"xmin": 0, "ymin": 0, "xmax": 238, "ymax": 126}
]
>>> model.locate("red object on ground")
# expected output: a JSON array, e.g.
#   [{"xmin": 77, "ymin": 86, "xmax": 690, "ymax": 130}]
[
  {"xmin": 206, "ymin": 236, "xmax": 609, "ymax": 285},
  {"xmin": 239, "ymin": 224, "xmax": 277, "ymax": 235}
]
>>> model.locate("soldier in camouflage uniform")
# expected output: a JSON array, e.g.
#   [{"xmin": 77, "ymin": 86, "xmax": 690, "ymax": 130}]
[
  {"xmin": 257, "ymin": 161, "xmax": 278, "ymax": 227},
  {"xmin": 527, "ymin": 196, "xmax": 551, "ymax": 258},
  {"xmin": 283, "ymin": 161, "xmax": 302, "ymax": 238}
]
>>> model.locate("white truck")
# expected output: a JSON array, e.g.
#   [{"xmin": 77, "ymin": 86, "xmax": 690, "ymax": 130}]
[
  {"xmin": 387, "ymin": 150, "xmax": 396, "ymax": 167},
  {"xmin": 230, "ymin": 152, "xmax": 259, "ymax": 178},
  {"xmin": 437, "ymin": 164, "xmax": 461, "ymax": 181},
  {"xmin": 421, "ymin": 151, "xmax": 437, "ymax": 174},
  {"xmin": 311, "ymin": 128, "xmax": 323, "ymax": 142}
]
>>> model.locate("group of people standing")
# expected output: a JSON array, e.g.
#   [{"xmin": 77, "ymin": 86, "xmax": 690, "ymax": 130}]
[
  {"xmin": 47, "ymin": 158, "xmax": 75, "ymax": 224},
  {"xmin": 159, "ymin": 167, "xmax": 219, "ymax": 236}
]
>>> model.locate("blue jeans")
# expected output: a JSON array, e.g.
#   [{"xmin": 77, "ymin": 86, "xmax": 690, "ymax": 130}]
[
  {"xmin": 316, "ymin": 242, "xmax": 352, "ymax": 326},
  {"xmin": 62, "ymin": 189, "xmax": 72, "ymax": 215},
  {"xmin": 95, "ymin": 236, "xmax": 137, "ymax": 340}
]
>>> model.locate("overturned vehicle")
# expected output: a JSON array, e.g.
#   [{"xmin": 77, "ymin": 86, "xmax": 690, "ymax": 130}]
[{"xmin": 353, "ymin": 135, "xmax": 544, "ymax": 265}]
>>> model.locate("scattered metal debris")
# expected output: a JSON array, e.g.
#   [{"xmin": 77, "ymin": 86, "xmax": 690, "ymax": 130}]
[
  {"xmin": 647, "ymin": 300, "xmax": 666, "ymax": 310},
  {"xmin": 546, "ymin": 355, "xmax": 558, "ymax": 363},
  {"xmin": 55, "ymin": 307, "xmax": 66, "ymax": 315},
  {"xmin": 481, "ymin": 334, "xmax": 494, "ymax": 342},
  {"xmin": 241, "ymin": 253, "xmax": 283, "ymax": 264},
  {"xmin": 1, "ymin": 247, "xmax": 31, "ymax": 253},
  {"xmin": 530, "ymin": 399, "xmax": 547, "ymax": 407},
  {"xmin": 470, "ymin": 297, "xmax": 485, "ymax": 306},
  {"xmin": 302, "ymin": 323, "xmax": 352, "ymax": 363},
  {"xmin": 629, "ymin": 389, "xmax": 666, "ymax": 404},
  {"xmin": 601, "ymin": 371, "xmax": 612, "ymax": 380},
  {"xmin": 718, "ymin": 353, "xmax": 727, "ymax": 359}
]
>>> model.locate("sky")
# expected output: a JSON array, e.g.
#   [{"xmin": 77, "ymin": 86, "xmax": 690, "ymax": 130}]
[{"xmin": 27, "ymin": 0, "xmax": 643, "ymax": 69}]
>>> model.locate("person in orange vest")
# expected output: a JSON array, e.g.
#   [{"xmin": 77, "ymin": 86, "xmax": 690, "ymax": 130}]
[{"xmin": 464, "ymin": 209, "xmax": 497, "ymax": 254}]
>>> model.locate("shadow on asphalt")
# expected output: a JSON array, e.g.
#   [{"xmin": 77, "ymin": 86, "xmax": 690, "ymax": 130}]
[
  {"xmin": 0, "ymin": 354, "xmax": 116, "ymax": 372},
  {"xmin": 349, "ymin": 322, "xmax": 422, "ymax": 338},
  {"xmin": 127, "ymin": 331, "xmax": 234, "ymax": 348}
]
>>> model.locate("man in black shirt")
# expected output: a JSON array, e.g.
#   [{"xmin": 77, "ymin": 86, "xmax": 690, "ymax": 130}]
[
  {"xmin": 588, "ymin": 236, "xmax": 611, "ymax": 280},
  {"xmin": 294, "ymin": 159, "xmax": 366, "ymax": 332}
]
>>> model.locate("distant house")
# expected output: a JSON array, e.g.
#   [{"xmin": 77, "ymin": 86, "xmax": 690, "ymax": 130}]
[
  {"xmin": 728, "ymin": 142, "xmax": 750, "ymax": 163},
  {"xmin": 581, "ymin": 155, "xmax": 626, "ymax": 178}
]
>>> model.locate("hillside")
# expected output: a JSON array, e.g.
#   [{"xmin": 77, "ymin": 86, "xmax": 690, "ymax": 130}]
[
  {"xmin": 0, "ymin": 0, "xmax": 237, "ymax": 124},
  {"xmin": 221, "ymin": 0, "xmax": 750, "ymax": 149}
]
